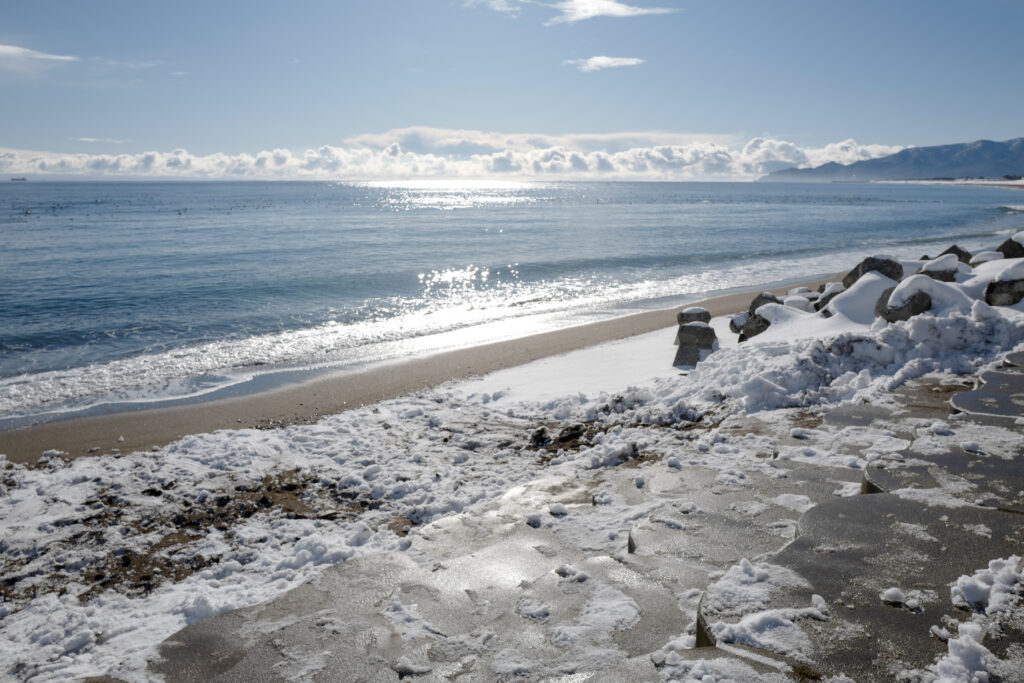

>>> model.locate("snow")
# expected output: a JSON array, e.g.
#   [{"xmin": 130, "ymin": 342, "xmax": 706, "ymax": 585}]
[
  {"xmin": 3, "ymin": 242, "xmax": 1024, "ymax": 680},
  {"xmin": 950, "ymin": 556, "xmax": 1023, "ymax": 615},
  {"xmin": 901, "ymin": 556, "xmax": 1024, "ymax": 681},
  {"xmin": 825, "ymin": 271, "xmax": 898, "ymax": 324},
  {"xmin": 969, "ymin": 251, "xmax": 1003, "ymax": 267},
  {"xmin": 889, "ymin": 274, "xmax": 974, "ymax": 313}
]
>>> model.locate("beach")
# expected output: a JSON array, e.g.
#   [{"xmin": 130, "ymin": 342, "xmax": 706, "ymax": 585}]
[
  {"xmin": 0, "ymin": 276, "xmax": 836, "ymax": 465},
  {"xmin": 7, "ymin": 0, "xmax": 1024, "ymax": 678},
  {"xmin": 3, "ymin": 237, "xmax": 1024, "ymax": 680}
]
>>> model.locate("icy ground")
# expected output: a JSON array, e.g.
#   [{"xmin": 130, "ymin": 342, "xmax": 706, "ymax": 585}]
[{"xmin": 3, "ymin": 245, "xmax": 1024, "ymax": 681}]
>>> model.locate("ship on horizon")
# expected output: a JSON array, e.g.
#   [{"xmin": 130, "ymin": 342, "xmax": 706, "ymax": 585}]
[{"xmin": 10, "ymin": 177, "xmax": 27, "ymax": 182}]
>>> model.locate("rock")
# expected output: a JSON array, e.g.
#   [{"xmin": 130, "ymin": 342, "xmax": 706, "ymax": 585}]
[
  {"xmin": 729, "ymin": 311, "xmax": 749, "ymax": 334},
  {"xmin": 917, "ymin": 253, "xmax": 960, "ymax": 282},
  {"xmin": 938, "ymin": 244, "xmax": 972, "ymax": 263},
  {"xmin": 814, "ymin": 282, "xmax": 845, "ymax": 311},
  {"xmin": 842, "ymin": 256, "xmax": 903, "ymax": 289},
  {"xmin": 676, "ymin": 306, "xmax": 711, "ymax": 325},
  {"xmin": 985, "ymin": 279, "xmax": 1024, "ymax": 306},
  {"xmin": 873, "ymin": 287, "xmax": 896, "ymax": 318},
  {"xmin": 782, "ymin": 295, "xmax": 814, "ymax": 312},
  {"xmin": 738, "ymin": 313, "xmax": 770, "ymax": 342},
  {"xmin": 748, "ymin": 292, "xmax": 781, "ymax": 316},
  {"xmin": 677, "ymin": 321, "xmax": 716, "ymax": 345},
  {"xmin": 875, "ymin": 287, "xmax": 932, "ymax": 323},
  {"xmin": 996, "ymin": 234, "xmax": 1024, "ymax": 259},
  {"xmin": 675, "ymin": 307, "xmax": 711, "ymax": 343},
  {"xmin": 970, "ymin": 251, "xmax": 1004, "ymax": 267},
  {"xmin": 674, "ymin": 322, "xmax": 717, "ymax": 366},
  {"xmin": 788, "ymin": 286, "xmax": 813, "ymax": 296},
  {"xmin": 919, "ymin": 254, "xmax": 931, "ymax": 261}
]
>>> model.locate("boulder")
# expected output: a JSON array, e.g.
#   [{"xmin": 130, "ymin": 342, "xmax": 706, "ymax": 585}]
[
  {"xmin": 728, "ymin": 311, "xmax": 749, "ymax": 334},
  {"xmin": 873, "ymin": 287, "xmax": 896, "ymax": 318},
  {"xmin": 748, "ymin": 291, "xmax": 781, "ymax": 316},
  {"xmin": 874, "ymin": 287, "xmax": 932, "ymax": 323},
  {"xmin": 970, "ymin": 251, "xmax": 1004, "ymax": 267},
  {"xmin": 938, "ymin": 244, "xmax": 972, "ymax": 264},
  {"xmin": 985, "ymin": 279, "xmax": 1024, "ymax": 306},
  {"xmin": 996, "ymin": 232, "xmax": 1024, "ymax": 259},
  {"xmin": 917, "ymin": 253, "xmax": 960, "ymax": 282},
  {"xmin": 738, "ymin": 313, "xmax": 770, "ymax": 342},
  {"xmin": 830, "ymin": 272, "xmax": 899, "ymax": 324},
  {"xmin": 673, "ymin": 322, "xmax": 717, "ymax": 367},
  {"xmin": 782, "ymin": 295, "xmax": 814, "ymax": 312},
  {"xmin": 676, "ymin": 306, "xmax": 711, "ymax": 325},
  {"xmin": 814, "ymin": 282, "xmax": 845, "ymax": 311},
  {"xmin": 674, "ymin": 307, "xmax": 712, "ymax": 344},
  {"xmin": 842, "ymin": 256, "xmax": 903, "ymax": 289}
]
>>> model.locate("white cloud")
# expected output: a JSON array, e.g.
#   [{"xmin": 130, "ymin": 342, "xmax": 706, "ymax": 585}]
[
  {"xmin": 70, "ymin": 137, "xmax": 129, "ymax": 145},
  {"xmin": 0, "ymin": 44, "xmax": 78, "ymax": 75},
  {"xmin": 342, "ymin": 126, "xmax": 737, "ymax": 155},
  {"xmin": 565, "ymin": 55, "xmax": 644, "ymax": 72},
  {"xmin": 466, "ymin": 0, "xmax": 676, "ymax": 25},
  {"xmin": 805, "ymin": 138, "xmax": 904, "ymax": 167},
  {"xmin": 0, "ymin": 128, "xmax": 902, "ymax": 181},
  {"xmin": 546, "ymin": 0, "xmax": 676, "ymax": 25},
  {"xmin": 92, "ymin": 57, "xmax": 163, "ymax": 71},
  {"xmin": 464, "ymin": 0, "xmax": 524, "ymax": 14}
]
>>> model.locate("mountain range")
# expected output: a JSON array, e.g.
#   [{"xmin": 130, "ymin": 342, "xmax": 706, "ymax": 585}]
[{"xmin": 761, "ymin": 137, "xmax": 1024, "ymax": 182}]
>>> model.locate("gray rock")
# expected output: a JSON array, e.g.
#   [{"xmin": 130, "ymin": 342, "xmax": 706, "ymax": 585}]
[
  {"xmin": 676, "ymin": 306, "xmax": 711, "ymax": 325},
  {"xmin": 747, "ymin": 292, "xmax": 781, "ymax": 316},
  {"xmin": 842, "ymin": 257, "xmax": 903, "ymax": 289},
  {"xmin": 996, "ymin": 237, "xmax": 1024, "ymax": 259},
  {"xmin": 984, "ymin": 279, "xmax": 1024, "ymax": 306},
  {"xmin": 873, "ymin": 287, "xmax": 896, "ymax": 318},
  {"xmin": 970, "ymin": 251, "xmax": 1004, "ymax": 267},
  {"xmin": 677, "ymin": 321, "xmax": 716, "ymax": 346},
  {"xmin": 673, "ymin": 322, "xmax": 717, "ymax": 366},
  {"xmin": 814, "ymin": 289, "xmax": 842, "ymax": 311},
  {"xmin": 729, "ymin": 311, "xmax": 749, "ymax": 334},
  {"xmin": 875, "ymin": 287, "xmax": 932, "ymax": 323},
  {"xmin": 938, "ymin": 244, "xmax": 972, "ymax": 263},
  {"xmin": 918, "ymin": 253, "xmax": 963, "ymax": 283},
  {"xmin": 738, "ymin": 313, "xmax": 770, "ymax": 342},
  {"xmin": 918, "ymin": 267, "xmax": 957, "ymax": 283},
  {"xmin": 813, "ymin": 282, "xmax": 845, "ymax": 312}
]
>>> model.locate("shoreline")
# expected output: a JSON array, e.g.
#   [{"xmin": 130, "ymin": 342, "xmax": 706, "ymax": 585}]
[{"xmin": 0, "ymin": 275, "xmax": 837, "ymax": 465}]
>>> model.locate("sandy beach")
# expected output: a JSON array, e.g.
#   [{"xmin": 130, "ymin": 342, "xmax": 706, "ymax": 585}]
[
  {"xmin": 0, "ymin": 276, "xmax": 836, "ymax": 465},
  {"xmin": 3, "ymin": 243, "xmax": 1024, "ymax": 681}
]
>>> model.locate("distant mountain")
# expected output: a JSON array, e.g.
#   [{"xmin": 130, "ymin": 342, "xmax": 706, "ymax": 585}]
[{"xmin": 761, "ymin": 137, "xmax": 1024, "ymax": 182}]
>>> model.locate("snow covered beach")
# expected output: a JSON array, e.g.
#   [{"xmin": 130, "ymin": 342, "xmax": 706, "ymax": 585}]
[{"xmin": 3, "ymin": 235, "xmax": 1024, "ymax": 680}]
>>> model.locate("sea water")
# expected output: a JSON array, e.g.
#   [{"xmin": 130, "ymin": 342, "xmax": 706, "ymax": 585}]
[{"xmin": 2, "ymin": 180, "xmax": 1022, "ymax": 427}]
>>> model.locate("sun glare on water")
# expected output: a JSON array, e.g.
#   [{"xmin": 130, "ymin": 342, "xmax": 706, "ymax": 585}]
[{"xmin": 356, "ymin": 179, "xmax": 546, "ymax": 211}]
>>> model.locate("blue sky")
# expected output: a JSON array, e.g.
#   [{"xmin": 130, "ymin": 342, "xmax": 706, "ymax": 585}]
[{"xmin": 1, "ymin": 0, "xmax": 1022, "ymax": 179}]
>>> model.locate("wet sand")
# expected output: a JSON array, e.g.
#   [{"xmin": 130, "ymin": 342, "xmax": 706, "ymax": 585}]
[{"xmin": 0, "ymin": 276, "xmax": 836, "ymax": 465}]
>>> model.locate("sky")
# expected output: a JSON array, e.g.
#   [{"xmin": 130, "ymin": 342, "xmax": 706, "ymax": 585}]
[{"xmin": 1, "ymin": 0, "xmax": 1022, "ymax": 180}]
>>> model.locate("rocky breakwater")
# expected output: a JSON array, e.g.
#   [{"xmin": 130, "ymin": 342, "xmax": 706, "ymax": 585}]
[{"xmin": 673, "ymin": 232, "xmax": 1024, "ymax": 365}]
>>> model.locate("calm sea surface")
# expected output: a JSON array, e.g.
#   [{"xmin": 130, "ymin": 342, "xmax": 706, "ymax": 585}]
[{"xmin": 2, "ymin": 180, "xmax": 1022, "ymax": 427}]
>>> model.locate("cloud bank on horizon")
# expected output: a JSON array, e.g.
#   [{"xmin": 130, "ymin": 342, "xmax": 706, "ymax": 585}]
[{"xmin": 0, "ymin": 127, "xmax": 902, "ymax": 181}]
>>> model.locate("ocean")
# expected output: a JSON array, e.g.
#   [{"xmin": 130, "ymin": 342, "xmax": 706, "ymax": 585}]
[{"xmin": 2, "ymin": 180, "xmax": 1022, "ymax": 428}]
